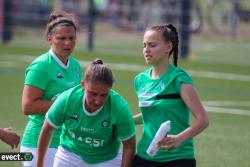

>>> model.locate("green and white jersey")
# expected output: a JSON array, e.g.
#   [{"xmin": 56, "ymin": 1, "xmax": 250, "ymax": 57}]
[
  {"xmin": 21, "ymin": 50, "xmax": 82, "ymax": 148},
  {"xmin": 134, "ymin": 64, "xmax": 195, "ymax": 162},
  {"xmin": 46, "ymin": 85, "xmax": 136, "ymax": 164}
]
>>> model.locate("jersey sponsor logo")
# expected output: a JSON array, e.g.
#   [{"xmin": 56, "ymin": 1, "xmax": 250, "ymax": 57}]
[
  {"xmin": 139, "ymin": 81, "xmax": 166, "ymax": 98},
  {"xmin": 68, "ymin": 130, "xmax": 105, "ymax": 147},
  {"xmin": 56, "ymin": 72, "xmax": 63, "ymax": 78},
  {"xmin": 101, "ymin": 120, "xmax": 110, "ymax": 128},
  {"xmin": 138, "ymin": 92, "xmax": 157, "ymax": 98},
  {"xmin": 80, "ymin": 127, "xmax": 94, "ymax": 133},
  {"xmin": 139, "ymin": 101, "xmax": 153, "ymax": 107},
  {"xmin": 85, "ymin": 137, "xmax": 105, "ymax": 147}
]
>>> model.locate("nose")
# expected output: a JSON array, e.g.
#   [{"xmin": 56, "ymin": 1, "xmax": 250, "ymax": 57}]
[
  {"xmin": 65, "ymin": 39, "xmax": 72, "ymax": 45},
  {"xmin": 143, "ymin": 49, "xmax": 149, "ymax": 56},
  {"xmin": 65, "ymin": 38, "xmax": 75, "ymax": 46},
  {"xmin": 144, "ymin": 45, "xmax": 150, "ymax": 53},
  {"xmin": 94, "ymin": 96, "xmax": 102, "ymax": 106}
]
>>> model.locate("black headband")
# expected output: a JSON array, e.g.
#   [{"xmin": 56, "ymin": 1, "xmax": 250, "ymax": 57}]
[{"xmin": 48, "ymin": 18, "xmax": 76, "ymax": 34}]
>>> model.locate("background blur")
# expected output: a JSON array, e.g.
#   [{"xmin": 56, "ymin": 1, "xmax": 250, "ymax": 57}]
[{"xmin": 0, "ymin": 0, "xmax": 250, "ymax": 167}]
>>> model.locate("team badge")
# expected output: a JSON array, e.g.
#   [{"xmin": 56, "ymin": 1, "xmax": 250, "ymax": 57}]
[{"xmin": 101, "ymin": 120, "xmax": 109, "ymax": 128}]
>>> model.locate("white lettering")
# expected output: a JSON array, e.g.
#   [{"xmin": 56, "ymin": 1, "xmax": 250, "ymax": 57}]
[
  {"xmin": 1, "ymin": 154, "xmax": 21, "ymax": 161},
  {"xmin": 67, "ymin": 131, "xmax": 105, "ymax": 147}
]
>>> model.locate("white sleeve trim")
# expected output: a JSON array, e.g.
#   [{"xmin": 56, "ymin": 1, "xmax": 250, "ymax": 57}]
[
  {"xmin": 118, "ymin": 131, "xmax": 136, "ymax": 142},
  {"xmin": 45, "ymin": 113, "xmax": 60, "ymax": 129}
]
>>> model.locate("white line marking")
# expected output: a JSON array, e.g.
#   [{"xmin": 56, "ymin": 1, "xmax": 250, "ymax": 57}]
[
  {"xmin": 1, "ymin": 55, "xmax": 250, "ymax": 116},
  {"xmin": 203, "ymin": 101, "xmax": 250, "ymax": 107},
  {"xmin": 1, "ymin": 54, "xmax": 250, "ymax": 82},
  {"xmin": 187, "ymin": 70, "xmax": 250, "ymax": 82},
  {"xmin": 205, "ymin": 106, "xmax": 250, "ymax": 116}
]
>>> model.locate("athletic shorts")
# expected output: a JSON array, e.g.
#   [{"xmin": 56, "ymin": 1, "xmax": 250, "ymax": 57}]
[
  {"xmin": 53, "ymin": 146, "xmax": 122, "ymax": 167},
  {"xmin": 132, "ymin": 154, "xmax": 196, "ymax": 167},
  {"xmin": 20, "ymin": 146, "xmax": 57, "ymax": 167}
]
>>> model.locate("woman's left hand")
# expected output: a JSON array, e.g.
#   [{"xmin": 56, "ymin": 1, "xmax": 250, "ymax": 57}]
[{"xmin": 157, "ymin": 135, "xmax": 182, "ymax": 151}]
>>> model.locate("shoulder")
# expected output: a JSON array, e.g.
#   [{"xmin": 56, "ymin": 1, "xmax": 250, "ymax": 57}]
[
  {"xmin": 134, "ymin": 68, "xmax": 150, "ymax": 82},
  {"xmin": 168, "ymin": 65, "xmax": 194, "ymax": 91},
  {"xmin": 25, "ymin": 53, "xmax": 53, "ymax": 77},
  {"xmin": 63, "ymin": 84, "xmax": 83, "ymax": 97},
  {"xmin": 68, "ymin": 56, "xmax": 81, "ymax": 66},
  {"xmin": 109, "ymin": 89, "xmax": 128, "ymax": 107},
  {"xmin": 168, "ymin": 65, "xmax": 192, "ymax": 80},
  {"xmin": 27, "ymin": 52, "xmax": 52, "ymax": 69}
]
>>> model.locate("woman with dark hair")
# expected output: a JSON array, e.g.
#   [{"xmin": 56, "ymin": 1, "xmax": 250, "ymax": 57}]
[
  {"xmin": 132, "ymin": 24, "xmax": 209, "ymax": 167},
  {"xmin": 37, "ymin": 59, "xmax": 136, "ymax": 167},
  {"xmin": 21, "ymin": 10, "xmax": 82, "ymax": 167}
]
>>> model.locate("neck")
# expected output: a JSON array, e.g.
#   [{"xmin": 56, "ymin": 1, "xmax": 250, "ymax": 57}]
[
  {"xmin": 151, "ymin": 63, "xmax": 169, "ymax": 79},
  {"xmin": 51, "ymin": 49, "xmax": 68, "ymax": 65},
  {"xmin": 57, "ymin": 55, "xmax": 68, "ymax": 65}
]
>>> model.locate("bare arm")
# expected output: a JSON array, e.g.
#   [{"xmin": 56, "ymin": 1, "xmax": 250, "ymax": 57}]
[
  {"xmin": 0, "ymin": 128, "xmax": 20, "ymax": 149},
  {"xmin": 37, "ymin": 120, "xmax": 55, "ymax": 167},
  {"xmin": 158, "ymin": 84, "xmax": 209, "ymax": 150},
  {"xmin": 121, "ymin": 136, "xmax": 136, "ymax": 167},
  {"xmin": 22, "ymin": 85, "xmax": 53, "ymax": 115}
]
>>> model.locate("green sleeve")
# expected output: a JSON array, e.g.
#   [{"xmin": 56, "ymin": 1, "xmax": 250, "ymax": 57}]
[
  {"xmin": 116, "ymin": 103, "xmax": 136, "ymax": 141},
  {"xmin": 46, "ymin": 91, "xmax": 68, "ymax": 128},
  {"xmin": 25, "ymin": 62, "xmax": 49, "ymax": 90},
  {"xmin": 175, "ymin": 73, "xmax": 194, "ymax": 93}
]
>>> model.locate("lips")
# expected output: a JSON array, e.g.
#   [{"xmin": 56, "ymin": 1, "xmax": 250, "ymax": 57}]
[
  {"xmin": 145, "ymin": 54, "xmax": 152, "ymax": 59},
  {"xmin": 63, "ymin": 48, "xmax": 71, "ymax": 51}
]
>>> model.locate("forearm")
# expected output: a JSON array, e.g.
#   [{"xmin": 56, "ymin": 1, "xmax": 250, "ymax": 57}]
[
  {"xmin": 177, "ymin": 116, "xmax": 209, "ymax": 143},
  {"xmin": 121, "ymin": 136, "xmax": 136, "ymax": 167},
  {"xmin": 37, "ymin": 121, "xmax": 54, "ymax": 167},
  {"xmin": 179, "ymin": 84, "xmax": 209, "ymax": 143}
]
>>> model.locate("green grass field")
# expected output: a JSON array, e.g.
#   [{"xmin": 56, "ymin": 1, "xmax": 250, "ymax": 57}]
[{"xmin": 0, "ymin": 27, "xmax": 250, "ymax": 167}]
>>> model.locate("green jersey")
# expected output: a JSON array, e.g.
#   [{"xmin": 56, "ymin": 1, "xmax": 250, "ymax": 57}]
[
  {"xmin": 134, "ymin": 64, "xmax": 195, "ymax": 162},
  {"xmin": 21, "ymin": 50, "xmax": 82, "ymax": 148},
  {"xmin": 46, "ymin": 85, "xmax": 136, "ymax": 164}
]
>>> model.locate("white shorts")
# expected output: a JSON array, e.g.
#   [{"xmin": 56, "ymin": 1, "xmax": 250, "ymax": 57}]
[
  {"xmin": 20, "ymin": 146, "xmax": 57, "ymax": 167},
  {"xmin": 53, "ymin": 146, "xmax": 122, "ymax": 167}
]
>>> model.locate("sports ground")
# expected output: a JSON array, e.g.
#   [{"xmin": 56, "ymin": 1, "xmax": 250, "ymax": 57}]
[{"xmin": 0, "ymin": 27, "xmax": 250, "ymax": 167}]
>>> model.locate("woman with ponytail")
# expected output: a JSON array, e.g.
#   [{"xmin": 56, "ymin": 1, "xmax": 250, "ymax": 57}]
[
  {"xmin": 21, "ymin": 10, "xmax": 82, "ymax": 167},
  {"xmin": 37, "ymin": 59, "xmax": 136, "ymax": 167},
  {"xmin": 132, "ymin": 24, "xmax": 209, "ymax": 167}
]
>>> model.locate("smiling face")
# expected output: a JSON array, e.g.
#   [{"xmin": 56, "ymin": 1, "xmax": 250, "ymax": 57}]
[
  {"xmin": 143, "ymin": 30, "xmax": 172, "ymax": 66},
  {"xmin": 47, "ymin": 25, "xmax": 76, "ymax": 63},
  {"xmin": 82, "ymin": 80, "xmax": 110, "ymax": 113}
]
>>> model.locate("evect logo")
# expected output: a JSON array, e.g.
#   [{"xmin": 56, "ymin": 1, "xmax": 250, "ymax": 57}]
[{"xmin": 0, "ymin": 152, "xmax": 33, "ymax": 161}]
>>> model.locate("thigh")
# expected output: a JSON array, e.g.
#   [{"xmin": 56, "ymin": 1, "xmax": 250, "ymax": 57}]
[
  {"xmin": 91, "ymin": 151, "xmax": 122, "ymax": 167},
  {"xmin": 21, "ymin": 147, "xmax": 57, "ymax": 167},
  {"xmin": 53, "ymin": 146, "xmax": 85, "ymax": 167},
  {"xmin": 20, "ymin": 147, "xmax": 36, "ymax": 167}
]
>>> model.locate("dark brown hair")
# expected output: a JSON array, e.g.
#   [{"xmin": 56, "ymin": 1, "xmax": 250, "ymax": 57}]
[
  {"xmin": 147, "ymin": 24, "xmax": 179, "ymax": 67},
  {"xmin": 45, "ymin": 10, "xmax": 79, "ymax": 37},
  {"xmin": 84, "ymin": 59, "xmax": 114, "ymax": 87}
]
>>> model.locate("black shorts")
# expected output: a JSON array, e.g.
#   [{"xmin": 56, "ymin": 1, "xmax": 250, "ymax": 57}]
[{"xmin": 132, "ymin": 154, "xmax": 196, "ymax": 167}]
